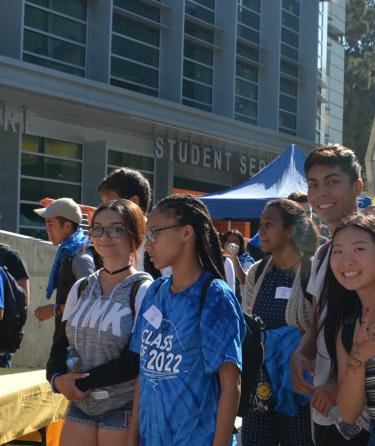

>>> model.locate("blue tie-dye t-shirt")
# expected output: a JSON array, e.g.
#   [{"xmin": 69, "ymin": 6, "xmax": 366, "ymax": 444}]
[{"xmin": 130, "ymin": 270, "xmax": 246, "ymax": 446}]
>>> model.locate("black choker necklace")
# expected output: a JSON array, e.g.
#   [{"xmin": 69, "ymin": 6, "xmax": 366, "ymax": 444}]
[{"xmin": 103, "ymin": 264, "xmax": 132, "ymax": 275}]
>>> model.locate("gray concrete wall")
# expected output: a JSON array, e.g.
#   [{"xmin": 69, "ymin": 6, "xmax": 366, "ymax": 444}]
[
  {"xmin": 298, "ymin": 1, "xmax": 319, "ymax": 141},
  {"xmin": 258, "ymin": 0, "xmax": 281, "ymax": 131},
  {"xmin": 82, "ymin": 141, "xmax": 108, "ymax": 206},
  {"xmin": 159, "ymin": 0, "xmax": 184, "ymax": 102},
  {"xmin": 0, "ymin": 230, "xmax": 56, "ymax": 369},
  {"xmin": 86, "ymin": 0, "xmax": 111, "ymax": 83},
  {"xmin": 213, "ymin": 0, "xmax": 237, "ymax": 118},
  {"xmin": 0, "ymin": 129, "xmax": 21, "ymax": 231},
  {"xmin": 0, "ymin": 0, "xmax": 23, "ymax": 59}
]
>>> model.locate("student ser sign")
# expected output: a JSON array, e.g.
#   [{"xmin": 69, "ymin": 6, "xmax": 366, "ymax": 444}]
[{"xmin": 154, "ymin": 136, "xmax": 268, "ymax": 177}]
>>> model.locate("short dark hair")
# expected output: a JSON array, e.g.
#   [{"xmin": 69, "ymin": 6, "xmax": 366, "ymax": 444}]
[
  {"xmin": 304, "ymin": 144, "xmax": 361, "ymax": 183},
  {"xmin": 98, "ymin": 168, "xmax": 151, "ymax": 214},
  {"xmin": 287, "ymin": 191, "xmax": 308, "ymax": 204},
  {"xmin": 55, "ymin": 216, "xmax": 79, "ymax": 232}
]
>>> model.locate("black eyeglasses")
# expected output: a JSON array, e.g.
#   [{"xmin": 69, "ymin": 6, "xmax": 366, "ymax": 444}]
[
  {"xmin": 89, "ymin": 226, "xmax": 127, "ymax": 238},
  {"xmin": 144, "ymin": 224, "xmax": 184, "ymax": 244}
]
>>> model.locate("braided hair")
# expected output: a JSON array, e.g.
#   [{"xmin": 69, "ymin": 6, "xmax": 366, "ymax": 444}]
[
  {"xmin": 264, "ymin": 198, "xmax": 319, "ymax": 282},
  {"xmin": 155, "ymin": 194, "xmax": 225, "ymax": 280}
]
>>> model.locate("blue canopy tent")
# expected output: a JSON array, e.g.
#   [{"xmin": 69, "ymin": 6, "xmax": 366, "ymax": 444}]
[{"xmin": 200, "ymin": 144, "xmax": 307, "ymax": 220}]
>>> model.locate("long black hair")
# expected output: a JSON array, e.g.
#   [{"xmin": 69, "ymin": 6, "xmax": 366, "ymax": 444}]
[
  {"xmin": 155, "ymin": 194, "xmax": 225, "ymax": 280},
  {"xmin": 317, "ymin": 214, "xmax": 375, "ymax": 380},
  {"xmin": 264, "ymin": 198, "xmax": 319, "ymax": 283}
]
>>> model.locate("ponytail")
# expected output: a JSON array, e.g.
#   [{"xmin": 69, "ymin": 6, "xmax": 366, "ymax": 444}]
[{"xmin": 265, "ymin": 199, "xmax": 319, "ymax": 282}]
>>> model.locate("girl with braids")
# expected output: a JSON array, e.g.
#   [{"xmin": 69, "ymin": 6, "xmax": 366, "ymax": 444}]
[
  {"xmin": 242, "ymin": 198, "xmax": 318, "ymax": 446},
  {"xmin": 128, "ymin": 194, "xmax": 246, "ymax": 446}
]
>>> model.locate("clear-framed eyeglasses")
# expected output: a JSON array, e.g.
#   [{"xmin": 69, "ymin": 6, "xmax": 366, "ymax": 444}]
[{"xmin": 89, "ymin": 226, "xmax": 127, "ymax": 238}]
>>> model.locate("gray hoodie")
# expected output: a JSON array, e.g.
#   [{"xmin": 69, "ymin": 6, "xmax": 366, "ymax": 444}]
[{"xmin": 65, "ymin": 271, "xmax": 152, "ymax": 416}]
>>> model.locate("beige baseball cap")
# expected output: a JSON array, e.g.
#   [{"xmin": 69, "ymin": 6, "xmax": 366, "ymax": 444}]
[{"xmin": 34, "ymin": 198, "xmax": 82, "ymax": 225}]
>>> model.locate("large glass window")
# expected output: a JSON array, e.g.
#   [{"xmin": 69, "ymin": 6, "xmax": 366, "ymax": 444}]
[
  {"xmin": 23, "ymin": 0, "xmax": 87, "ymax": 77},
  {"xmin": 107, "ymin": 149, "xmax": 155, "ymax": 191},
  {"xmin": 111, "ymin": 4, "xmax": 161, "ymax": 97},
  {"xmin": 185, "ymin": 21, "xmax": 214, "ymax": 44},
  {"xmin": 19, "ymin": 135, "xmax": 82, "ymax": 239},
  {"xmin": 185, "ymin": 0, "xmax": 215, "ymax": 24},
  {"xmin": 183, "ymin": 1, "xmax": 215, "ymax": 112}
]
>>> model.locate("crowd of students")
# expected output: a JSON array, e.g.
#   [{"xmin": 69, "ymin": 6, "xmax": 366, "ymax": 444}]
[{"xmin": 2, "ymin": 143, "xmax": 375, "ymax": 446}]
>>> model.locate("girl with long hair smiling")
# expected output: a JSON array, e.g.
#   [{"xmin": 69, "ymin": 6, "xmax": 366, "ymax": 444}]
[{"xmin": 48, "ymin": 199, "xmax": 153, "ymax": 446}]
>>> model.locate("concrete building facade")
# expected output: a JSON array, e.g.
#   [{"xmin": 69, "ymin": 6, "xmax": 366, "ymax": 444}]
[
  {"xmin": 316, "ymin": 0, "xmax": 346, "ymax": 145},
  {"xmin": 0, "ymin": 0, "xmax": 321, "ymax": 237}
]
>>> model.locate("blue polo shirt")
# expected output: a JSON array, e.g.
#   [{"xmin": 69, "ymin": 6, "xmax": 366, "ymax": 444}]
[{"xmin": 130, "ymin": 271, "xmax": 246, "ymax": 446}]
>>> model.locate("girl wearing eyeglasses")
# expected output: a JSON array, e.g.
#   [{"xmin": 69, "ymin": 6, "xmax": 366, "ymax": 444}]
[
  {"xmin": 47, "ymin": 199, "xmax": 153, "ymax": 446},
  {"xmin": 128, "ymin": 194, "xmax": 246, "ymax": 446}
]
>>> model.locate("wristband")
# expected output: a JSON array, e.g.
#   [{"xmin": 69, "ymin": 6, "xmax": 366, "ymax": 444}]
[{"xmin": 51, "ymin": 373, "xmax": 62, "ymax": 393}]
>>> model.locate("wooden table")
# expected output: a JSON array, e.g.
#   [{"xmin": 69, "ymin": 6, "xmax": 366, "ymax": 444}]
[{"xmin": 0, "ymin": 368, "xmax": 68, "ymax": 445}]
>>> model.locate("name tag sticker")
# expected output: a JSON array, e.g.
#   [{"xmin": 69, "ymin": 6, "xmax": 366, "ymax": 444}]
[
  {"xmin": 275, "ymin": 287, "xmax": 292, "ymax": 300},
  {"xmin": 143, "ymin": 305, "xmax": 163, "ymax": 329},
  {"xmin": 92, "ymin": 390, "xmax": 109, "ymax": 400}
]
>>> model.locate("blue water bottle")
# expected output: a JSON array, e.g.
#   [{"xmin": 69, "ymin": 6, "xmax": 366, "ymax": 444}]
[{"xmin": 66, "ymin": 346, "xmax": 81, "ymax": 372}]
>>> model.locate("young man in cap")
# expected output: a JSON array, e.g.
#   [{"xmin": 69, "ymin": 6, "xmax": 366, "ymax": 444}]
[{"xmin": 34, "ymin": 198, "xmax": 95, "ymax": 337}]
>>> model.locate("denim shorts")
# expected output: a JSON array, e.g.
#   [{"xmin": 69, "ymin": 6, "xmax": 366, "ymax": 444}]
[{"xmin": 66, "ymin": 401, "xmax": 133, "ymax": 431}]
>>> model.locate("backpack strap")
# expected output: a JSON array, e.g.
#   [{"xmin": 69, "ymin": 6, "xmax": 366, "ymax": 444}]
[
  {"xmin": 129, "ymin": 279, "xmax": 148, "ymax": 319},
  {"xmin": 77, "ymin": 277, "xmax": 90, "ymax": 299},
  {"xmin": 316, "ymin": 240, "xmax": 331, "ymax": 274},
  {"xmin": 255, "ymin": 256, "xmax": 270, "ymax": 284},
  {"xmin": 300, "ymin": 277, "xmax": 313, "ymax": 303},
  {"xmin": 0, "ymin": 244, "xmax": 9, "ymax": 266}
]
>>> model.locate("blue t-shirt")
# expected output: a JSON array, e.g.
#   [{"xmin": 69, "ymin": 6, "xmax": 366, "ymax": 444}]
[{"xmin": 130, "ymin": 271, "xmax": 246, "ymax": 446}]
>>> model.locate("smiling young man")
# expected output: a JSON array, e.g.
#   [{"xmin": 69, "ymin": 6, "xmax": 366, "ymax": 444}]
[
  {"xmin": 33, "ymin": 198, "xmax": 95, "ymax": 339},
  {"xmin": 290, "ymin": 144, "xmax": 370, "ymax": 445}
]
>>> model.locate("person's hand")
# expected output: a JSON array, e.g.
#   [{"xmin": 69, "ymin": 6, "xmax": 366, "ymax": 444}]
[
  {"xmin": 54, "ymin": 373, "xmax": 89, "ymax": 400},
  {"xmin": 224, "ymin": 243, "xmax": 239, "ymax": 261},
  {"xmin": 350, "ymin": 307, "xmax": 375, "ymax": 364},
  {"xmin": 34, "ymin": 304, "xmax": 54, "ymax": 321},
  {"xmin": 290, "ymin": 351, "xmax": 314, "ymax": 394},
  {"xmin": 311, "ymin": 382, "xmax": 337, "ymax": 416}
]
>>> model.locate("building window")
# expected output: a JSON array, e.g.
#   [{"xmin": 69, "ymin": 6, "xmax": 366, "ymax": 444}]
[
  {"xmin": 107, "ymin": 149, "xmax": 155, "ymax": 192},
  {"xmin": 183, "ymin": 0, "xmax": 215, "ymax": 112},
  {"xmin": 279, "ymin": 0, "xmax": 299, "ymax": 135},
  {"xmin": 23, "ymin": 0, "xmax": 87, "ymax": 77},
  {"xmin": 19, "ymin": 134, "xmax": 83, "ymax": 239},
  {"xmin": 185, "ymin": 0, "xmax": 215, "ymax": 24},
  {"xmin": 235, "ymin": 0, "xmax": 260, "ymax": 125},
  {"xmin": 110, "ymin": 0, "xmax": 161, "ymax": 97}
]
